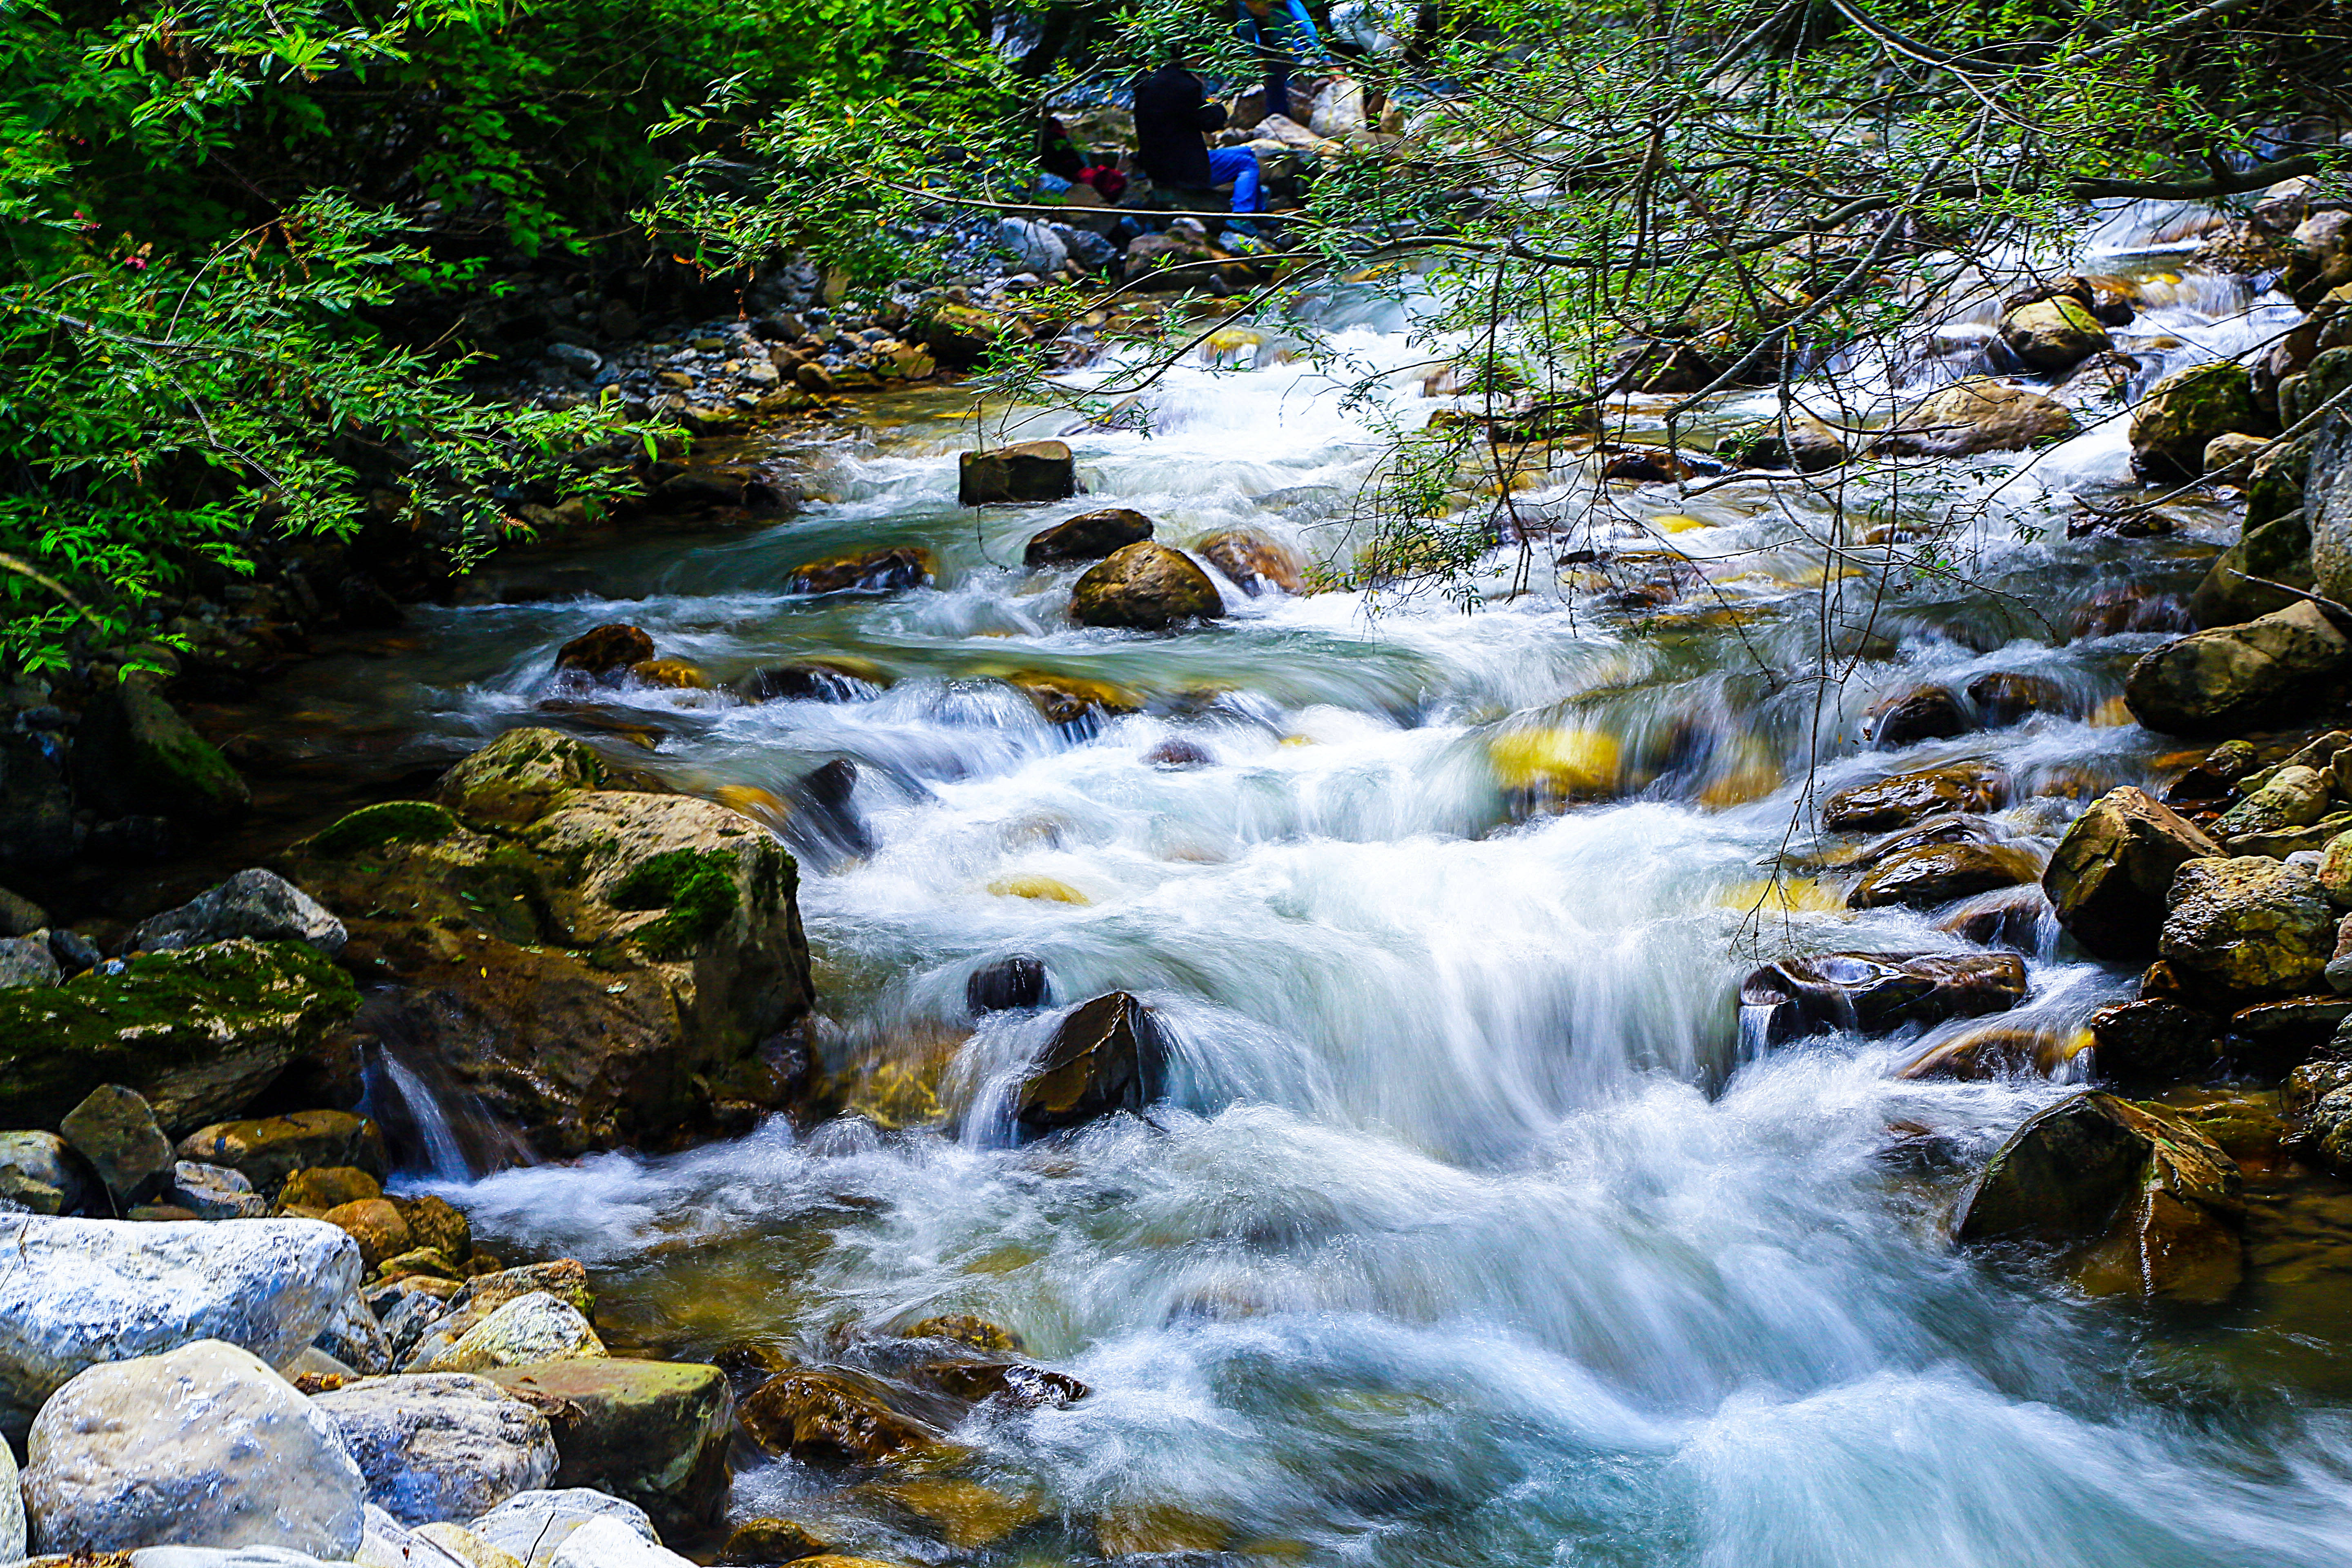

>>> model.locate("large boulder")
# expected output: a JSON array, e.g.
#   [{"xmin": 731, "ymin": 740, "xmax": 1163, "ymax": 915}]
[
  {"xmin": 1013, "ymin": 991, "xmax": 1172, "ymax": 1140},
  {"xmin": 2130, "ymin": 361, "xmax": 2272, "ymax": 481},
  {"xmin": 2043, "ymin": 787, "xmax": 2223, "ymax": 960},
  {"xmin": 1738, "ymin": 951, "xmax": 2027, "ymax": 1045},
  {"xmin": 0, "ymin": 939, "xmax": 361, "ymax": 1136},
  {"xmin": 2160, "ymin": 856, "xmax": 2337, "ymax": 1002},
  {"xmin": 312, "ymin": 1374, "xmax": 558, "ymax": 1525},
  {"xmin": 2310, "ymin": 408, "xmax": 2352, "ymax": 606},
  {"xmin": 958, "ymin": 441, "xmax": 1076, "ymax": 506},
  {"xmin": 21, "ymin": 1339, "xmax": 366, "ymax": 1556},
  {"xmin": 1954, "ymin": 1091, "xmax": 2244, "ymax": 1302},
  {"xmin": 1874, "ymin": 380, "xmax": 2075, "ymax": 457},
  {"xmin": 128, "ymin": 869, "xmax": 347, "ymax": 956},
  {"xmin": 436, "ymin": 726, "xmax": 608, "ymax": 827},
  {"xmin": 281, "ymin": 734, "xmax": 813, "ymax": 1158},
  {"xmin": 1998, "ymin": 296, "xmax": 2111, "ymax": 371},
  {"xmin": 1069, "ymin": 543, "xmax": 1225, "ymax": 631},
  {"xmin": 2123, "ymin": 600, "xmax": 2352, "ymax": 734},
  {"xmin": 0, "ymin": 1213, "xmax": 361, "ymax": 1436},
  {"xmin": 1822, "ymin": 763, "xmax": 2007, "ymax": 832},
  {"xmin": 178, "ymin": 1109, "xmax": 387, "ymax": 1195},
  {"xmin": 1024, "ymin": 508, "xmax": 1153, "ymax": 566},
  {"xmin": 485, "ymin": 1359, "xmax": 733, "ymax": 1533},
  {"xmin": 72, "ymin": 672, "xmax": 250, "ymax": 824}
]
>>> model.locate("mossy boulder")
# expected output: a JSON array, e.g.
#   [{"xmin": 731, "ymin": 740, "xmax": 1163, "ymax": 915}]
[
  {"xmin": 2129, "ymin": 361, "xmax": 2273, "ymax": 481},
  {"xmin": 71, "ymin": 672, "xmax": 249, "ymax": 824},
  {"xmin": 2191, "ymin": 506, "xmax": 2313, "ymax": 628},
  {"xmin": 2125, "ymin": 599, "xmax": 2352, "ymax": 733},
  {"xmin": 2160, "ymin": 855, "xmax": 2337, "ymax": 1003},
  {"xmin": 0, "ymin": 940, "xmax": 361, "ymax": 1134},
  {"xmin": 485, "ymin": 1358, "xmax": 734, "ymax": 1532},
  {"xmin": 1070, "ymin": 543, "xmax": 1225, "ymax": 631},
  {"xmin": 279, "ymin": 742, "xmax": 813, "ymax": 1157}
]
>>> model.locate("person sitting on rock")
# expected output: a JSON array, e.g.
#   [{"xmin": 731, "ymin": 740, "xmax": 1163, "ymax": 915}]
[{"xmin": 1132, "ymin": 48, "xmax": 1265, "ymax": 230}]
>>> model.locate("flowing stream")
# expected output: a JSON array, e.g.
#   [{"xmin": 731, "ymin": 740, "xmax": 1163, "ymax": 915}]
[{"xmin": 263, "ymin": 206, "xmax": 2352, "ymax": 1564}]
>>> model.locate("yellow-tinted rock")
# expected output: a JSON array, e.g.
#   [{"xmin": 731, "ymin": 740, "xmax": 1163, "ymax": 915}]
[
  {"xmin": 323, "ymin": 1196, "xmax": 412, "ymax": 1269},
  {"xmin": 1096, "ymin": 1505, "xmax": 1231, "ymax": 1555},
  {"xmin": 1490, "ymin": 727, "xmax": 1622, "ymax": 800},
  {"xmin": 986, "ymin": 875, "xmax": 1091, "ymax": 904},
  {"xmin": 630, "ymin": 659, "xmax": 713, "ymax": 690},
  {"xmin": 278, "ymin": 1165, "xmax": 381, "ymax": 1210},
  {"xmin": 869, "ymin": 1479, "xmax": 1045, "ymax": 1548},
  {"xmin": 1898, "ymin": 1025, "xmax": 2089, "ymax": 1080},
  {"xmin": 1007, "ymin": 673, "xmax": 1143, "ymax": 726}
]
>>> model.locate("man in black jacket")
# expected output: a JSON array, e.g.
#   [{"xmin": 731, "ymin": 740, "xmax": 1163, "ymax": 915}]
[{"xmin": 1132, "ymin": 53, "xmax": 1263, "ymax": 220}]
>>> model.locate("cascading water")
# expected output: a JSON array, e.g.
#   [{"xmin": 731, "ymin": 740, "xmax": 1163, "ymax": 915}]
[{"xmin": 285, "ymin": 203, "xmax": 2352, "ymax": 1563}]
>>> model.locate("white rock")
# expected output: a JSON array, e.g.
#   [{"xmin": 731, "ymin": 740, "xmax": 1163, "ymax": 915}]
[
  {"xmin": 421, "ymin": 1293, "xmax": 604, "ymax": 1374},
  {"xmin": 358, "ymin": 1503, "xmax": 474, "ymax": 1568},
  {"xmin": 174, "ymin": 1160, "xmax": 268, "ymax": 1220},
  {"xmin": 2, "ymin": 1433, "xmax": 23, "ymax": 1564},
  {"xmin": 414, "ymin": 1523, "xmax": 524, "ymax": 1568},
  {"xmin": 133, "ymin": 1548, "xmax": 340, "ymax": 1568},
  {"xmin": 468, "ymin": 1491, "xmax": 657, "ymax": 1568},
  {"xmin": 21, "ymin": 1339, "xmax": 366, "ymax": 1557},
  {"xmin": 127, "ymin": 869, "xmax": 347, "ymax": 956},
  {"xmin": 315, "ymin": 1292, "xmax": 394, "ymax": 1376},
  {"xmin": 0, "ymin": 1213, "xmax": 362, "ymax": 1437},
  {"xmin": 312, "ymin": 1373, "xmax": 557, "ymax": 1524},
  {"xmin": 547, "ymin": 1517, "xmax": 695, "ymax": 1568}
]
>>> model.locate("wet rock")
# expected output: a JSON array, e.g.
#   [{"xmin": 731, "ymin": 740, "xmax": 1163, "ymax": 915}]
[
  {"xmin": 1070, "ymin": 542, "xmax": 1225, "ymax": 631},
  {"xmin": 173, "ymin": 1160, "xmax": 266, "ymax": 1220},
  {"xmin": 1848, "ymin": 842, "xmax": 2040, "ymax": 910},
  {"xmin": 1864, "ymin": 686, "xmax": 1969, "ymax": 748},
  {"xmin": 178, "ymin": 1111, "xmax": 387, "ymax": 1196},
  {"xmin": 958, "ymin": 441, "xmax": 1077, "ymax": 506},
  {"xmin": 0, "ymin": 939, "xmax": 362, "ymax": 1134},
  {"xmin": 0, "ymin": 1130, "xmax": 94, "ymax": 1216},
  {"xmin": 1897, "ymin": 1024, "xmax": 2084, "ymax": 1080},
  {"xmin": 285, "ymin": 753, "xmax": 812, "ymax": 1158},
  {"xmin": 1006, "ymin": 671, "xmax": 1143, "ymax": 725},
  {"xmin": 1964, "ymin": 671, "xmax": 2069, "ymax": 726},
  {"xmin": 908, "ymin": 1360, "xmax": 1085, "ymax": 1409},
  {"xmin": 421, "ymin": 1293, "xmax": 605, "ymax": 1374},
  {"xmin": 1199, "ymin": 529, "xmax": 1307, "ymax": 595},
  {"xmin": 2043, "ymin": 786, "xmax": 2223, "ymax": 960},
  {"xmin": 2067, "ymin": 584, "xmax": 2194, "ymax": 640},
  {"xmin": 469, "ymin": 1490, "xmax": 660, "ymax": 1568},
  {"xmin": 721, "ymin": 1517, "xmax": 828, "ymax": 1563},
  {"xmin": 129, "ymin": 869, "xmax": 347, "ymax": 956},
  {"xmin": 554, "ymin": 626, "xmax": 655, "ymax": 680},
  {"xmin": 1716, "ymin": 412, "xmax": 1846, "ymax": 472},
  {"xmin": 1145, "ymin": 737, "xmax": 1214, "ymax": 768},
  {"xmin": 1954, "ymin": 1090, "xmax": 2244, "ymax": 1302},
  {"xmin": 437, "ymin": 728, "xmax": 608, "ymax": 828},
  {"xmin": 2204, "ymin": 431, "xmax": 2272, "ymax": 480},
  {"xmin": 739, "ymin": 1368, "xmax": 947, "ymax": 1467},
  {"xmin": 731, "ymin": 660, "xmax": 888, "ymax": 704},
  {"xmin": 484, "ymin": 1359, "xmax": 734, "ymax": 1532},
  {"xmin": 626, "ymin": 659, "xmax": 711, "ymax": 690},
  {"xmin": 1024, "ymin": 508, "xmax": 1154, "ymax": 566},
  {"xmin": 2124, "ymin": 600, "xmax": 2352, "ymax": 734},
  {"xmin": 2213, "ymin": 763, "xmax": 2332, "ymax": 843},
  {"xmin": 1875, "ymin": 379, "xmax": 2075, "ymax": 457},
  {"xmin": 21, "ymin": 1339, "xmax": 366, "ymax": 1556},
  {"xmin": 72, "ymin": 672, "xmax": 250, "ymax": 824},
  {"xmin": 60, "ymin": 1083, "xmax": 175, "ymax": 1204},
  {"xmin": 1822, "ymin": 763, "xmax": 2008, "ymax": 832},
  {"xmin": 786, "ymin": 547, "xmax": 933, "ymax": 597},
  {"xmin": 1739, "ymin": 951, "xmax": 2029, "ymax": 1045},
  {"xmin": 2087, "ymin": 998, "xmax": 2220, "ymax": 1083},
  {"xmin": 0, "ymin": 731, "xmax": 76, "ymax": 871},
  {"xmin": 1014, "ymin": 991, "xmax": 1172, "ymax": 1140},
  {"xmin": 2130, "ymin": 361, "xmax": 2273, "ymax": 481},
  {"xmin": 0, "ymin": 1213, "xmax": 361, "ymax": 1435},
  {"xmin": 900, "ymin": 1314, "xmax": 1024, "ymax": 1352},
  {"xmin": 312, "ymin": 1373, "xmax": 557, "ymax": 1525},
  {"xmin": 1936, "ymin": 884, "xmax": 2051, "ymax": 949},
  {"xmin": 1998, "ymin": 296, "xmax": 2112, "ymax": 371},
  {"xmin": 2160, "ymin": 856, "xmax": 2336, "ymax": 1002},
  {"xmin": 967, "ymin": 955, "xmax": 1049, "ymax": 1013},
  {"xmin": 866, "ymin": 1477, "xmax": 1045, "ymax": 1550}
]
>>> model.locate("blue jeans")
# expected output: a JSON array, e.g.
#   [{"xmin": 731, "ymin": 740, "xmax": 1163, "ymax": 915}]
[{"xmin": 1207, "ymin": 147, "xmax": 1262, "ymax": 214}]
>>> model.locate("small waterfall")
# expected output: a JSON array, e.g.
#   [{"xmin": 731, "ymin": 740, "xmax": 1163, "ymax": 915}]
[{"xmin": 364, "ymin": 1048, "xmax": 474, "ymax": 1180}]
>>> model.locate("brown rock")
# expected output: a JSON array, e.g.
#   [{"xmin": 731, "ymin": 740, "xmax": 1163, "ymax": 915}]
[
  {"xmin": 1024, "ymin": 509, "xmax": 1153, "ymax": 566},
  {"xmin": 1998, "ymin": 296, "xmax": 2113, "ymax": 371},
  {"xmin": 1875, "ymin": 380, "xmax": 2076, "ymax": 457},
  {"xmin": 1823, "ymin": 764, "xmax": 2008, "ymax": 833},
  {"xmin": 2087, "ymin": 999, "xmax": 2221, "ymax": 1084},
  {"xmin": 1964, "ymin": 672, "xmax": 2070, "ymax": 726},
  {"xmin": 1897, "ymin": 1024, "xmax": 2084, "ymax": 1080},
  {"xmin": 324, "ymin": 1196, "xmax": 412, "ymax": 1269},
  {"xmin": 1847, "ymin": 842, "xmax": 2040, "ymax": 910},
  {"xmin": 958, "ymin": 441, "xmax": 1077, "ymax": 506},
  {"xmin": 2160, "ymin": 856, "xmax": 2337, "ymax": 1002},
  {"xmin": 786, "ymin": 548, "xmax": 933, "ymax": 597},
  {"xmin": 1739, "ymin": 951, "xmax": 2029, "ymax": 1045},
  {"xmin": 738, "ymin": 1369, "xmax": 947, "ymax": 1467},
  {"xmin": 554, "ymin": 625, "xmax": 655, "ymax": 679},
  {"xmin": 1070, "ymin": 543, "xmax": 1225, "ymax": 631},
  {"xmin": 1864, "ymin": 686, "xmax": 1969, "ymax": 748},
  {"xmin": 1014, "ymin": 991, "xmax": 1170, "ymax": 1140},
  {"xmin": 1198, "ymin": 530, "xmax": 1307, "ymax": 595},
  {"xmin": 2043, "ymin": 787, "xmax": 2223, "ymax": 960},
  {"xmin": 176, "ymin": 1110, "xmax": 388, "ymax": 1196},
  {"xmin": 278, "ymin": 1165, "xmax": 383, "ymax": 1210},
  {"xmin": 722, "ymin": 1518, "xmax": 830, "ymax": 1564}
]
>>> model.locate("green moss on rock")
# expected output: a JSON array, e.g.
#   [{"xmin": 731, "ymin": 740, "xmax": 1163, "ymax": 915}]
[
  {"xmin": 2130, "ymin": 362, "xmax": 2271, "ymax": 481},
  {"xmin": 610, "ymin": 848, "xmax": 741, "ymax": 958},
  {"xmin": 309, "ymin": 800, "xmax": 461, "ymax": 856}
]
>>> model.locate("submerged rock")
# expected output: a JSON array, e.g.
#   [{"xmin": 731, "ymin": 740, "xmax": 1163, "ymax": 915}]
[
  {"xmin": 312, "ymin": 1373, "xmax": 557, "ymax": 1525},
  {"xmin": 1198, "ymin": 529, "xmax": 1307, "ymax": 594},
  {"xmin": 21, "ymin": 1339, "xmax": 367, "ymax": 1557},
  {"xmin": 1014, "ymin": 991, "xmax": 1172, "ymax": 1140},
  {"xmin": 484, "ymin": 1359, "xmax": 734, "ymax": 1532},
  {"xmin": 0, "ymin": 1213, "xmax": 361, "ymax": 1435},
  {"xmin": 739, "ymin": 1368, "xmax": 948, "ymax": 1467},
  {"xmin": 1740, "ymin": 951, "xmax": 2028, "ymax": 1045},
  {"xmin": 1024, "ymin": 508, "xmax": 1153, "ymax": 566},
  {"xmin": 786, "ymin": 547, "xmax": 933, "ymax": 597},
  {"xmin": 958, "ymin": 441, "xmax": 1076, "ymax": 506},
  {"xmin": 1070, "ymin": 543, "xmax": 1226, "ymax": 630},
  {"xmin": 0, "ymin": 938, "xmax": 361, "ymax": 1134},
  {"xmin": 2125, "ymin": 600, "xmax": 2352, "ymax": 734},
  {"xmin": 2043, "ymin": 787, "xmax": 2222, "ymax": 960},
  {"xmin": 1955, "ymin": 1091, "xmax": 2244, "ymax": 1303}
]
